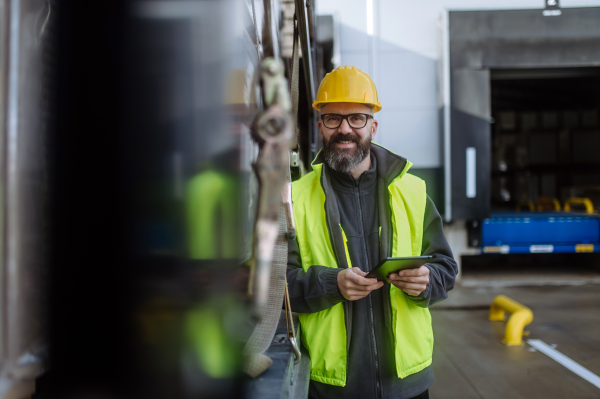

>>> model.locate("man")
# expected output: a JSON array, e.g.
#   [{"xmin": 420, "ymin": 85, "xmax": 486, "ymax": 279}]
[{"xmin": 287, "ymin": 66, "xmax": 458, "ymax": 399}]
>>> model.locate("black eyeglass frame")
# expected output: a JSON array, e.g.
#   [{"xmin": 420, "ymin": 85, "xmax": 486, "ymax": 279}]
[{"xmin": 320, "ymin": 113, "xmax": 374, "ymax": 129}]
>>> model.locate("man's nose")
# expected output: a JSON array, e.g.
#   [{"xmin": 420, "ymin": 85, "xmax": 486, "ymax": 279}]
[{"xmin": 337, "ymin": 118, "xmax": 352, "ymax": 133}]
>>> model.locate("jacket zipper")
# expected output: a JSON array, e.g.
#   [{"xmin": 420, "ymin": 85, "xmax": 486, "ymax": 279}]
[{"xmin": 356, "ymin": 179, "xmax": 382, "ymax": 399}]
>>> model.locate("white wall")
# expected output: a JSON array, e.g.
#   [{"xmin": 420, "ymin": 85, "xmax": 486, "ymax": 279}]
[{"xmin": 316, "ymin": 0, "xmax": 600, "ymax": 168}]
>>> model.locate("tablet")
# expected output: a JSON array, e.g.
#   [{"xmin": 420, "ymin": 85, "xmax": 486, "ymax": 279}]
[{"xmin": 365, "ymin": 256, "xmax": 434, "ymax": 282}]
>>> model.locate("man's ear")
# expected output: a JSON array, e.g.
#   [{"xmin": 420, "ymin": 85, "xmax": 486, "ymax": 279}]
[{"xmin": 370, "ymin": 119, "xmax": 378, "ymax": 140}]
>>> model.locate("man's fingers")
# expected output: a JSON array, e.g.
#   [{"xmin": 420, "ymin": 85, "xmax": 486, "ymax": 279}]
[
  {"xmin": 391, "ymin": 281, "xmax": 426, "ymax": 291},
  {"xmin": 367, "ymin": 281, "xmax": 384, "ymax": 291},
  {"xmin": 342, "ymin": 281, "xmax": 370, "ymax": 292},
  {"xmin": 388, "ymin": 273, "xmax": 428, "ymax": 284},
  {"xmin": 343, "ymin": 282, "xmax": 384, "ymax": 300},
  {"xmin": 345, "ymin": 280, "xmax": 382, "ymax": 292},
  {"xmin": 340, "ymin": 275, "xmax": 370, "ymax": 290},
  {"xmin": 351, "ymin": 267, "xmax": 367, "ymax": 276},
  {"xmin": 398, "ymin": 266, "xmax": 430, "ymax": 277},
  {"xmin": 339, "ymin": 268, "xmax": 384, "ymax": 301},
  {"xmin": 393, "ymin": 275, "xmax": 429, "ymax": 284},
  {"xmin": 347, "ymin": 272, "xmax": 379, "ymax": 286},
  {"xmin": 354, "ymin": 281, "xmax": 383, "ymax": 292}
]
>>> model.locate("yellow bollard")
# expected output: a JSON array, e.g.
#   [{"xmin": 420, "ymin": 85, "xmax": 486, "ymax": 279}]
[
  {"xmin": 564, "ymin": 197, "xmax": 594, "ymax": 214},
  {"xmin": 489, "ymin": 295, "xmax": 533, "ymax": 346}
]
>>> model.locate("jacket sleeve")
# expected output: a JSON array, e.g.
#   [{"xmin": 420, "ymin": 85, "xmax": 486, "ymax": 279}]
[
  {"xmin": 286, "ymin": 237, "xmax": 346, "ymax": 313},
  {"xmin": 406, "ymin": 195, "xmax": 458, "ymax": 308}
]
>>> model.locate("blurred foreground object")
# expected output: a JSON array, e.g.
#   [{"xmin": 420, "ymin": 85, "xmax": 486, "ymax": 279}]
[
  {"xmin": 243, "ymin": 58, "xmax": 294, "ymax": 377},
  {"xmin": 0, "ymin": 0, "xmax": 323, "ymax": 396},
  {"xmin": 0, "ymin": 0, "xmax": 49, "ymax": 397}
]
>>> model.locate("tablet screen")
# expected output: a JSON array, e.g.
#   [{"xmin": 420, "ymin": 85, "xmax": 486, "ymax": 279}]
[{"xmin": 365, "ymin": 256, "xmax": 434, "ymax": 282}]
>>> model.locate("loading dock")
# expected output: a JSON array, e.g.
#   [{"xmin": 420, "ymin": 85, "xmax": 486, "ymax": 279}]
[
  {"xmin": 442, "ymin": 7, "xmax": 600, "ymax": 271},
  {"xmin": 436, "ymin": 9, "xmax": 600, "ymax": 394}
]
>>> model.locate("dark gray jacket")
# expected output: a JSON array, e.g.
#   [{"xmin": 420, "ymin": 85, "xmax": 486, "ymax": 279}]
[{"xmin": 287, "ymin": 144, "xmax": 458, "ymax": 399}]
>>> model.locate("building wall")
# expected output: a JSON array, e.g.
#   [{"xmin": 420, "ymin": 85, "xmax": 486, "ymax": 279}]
[{"xmin": 316, "ymin": 0, "xmax": 600, "ymax": 211}]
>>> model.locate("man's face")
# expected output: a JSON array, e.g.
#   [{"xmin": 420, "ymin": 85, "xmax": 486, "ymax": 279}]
[{"xmin": 318, "ymin": 102, "xmax": 378, "ymax": 173}]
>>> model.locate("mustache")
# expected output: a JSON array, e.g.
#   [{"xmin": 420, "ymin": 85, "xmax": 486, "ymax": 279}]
[{"xmin": 331, "ymin": 133, "xmax": 360, "ymax": 143}]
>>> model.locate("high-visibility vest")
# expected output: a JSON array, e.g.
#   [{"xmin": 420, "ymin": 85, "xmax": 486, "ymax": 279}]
[
  {"xmin": 186, "ymin": 170, "xmax": 239, "ymax": 259},
  {"xmin": 292, "ymin": 157, "xmax": 433, "ymax": 387},
  {"xmin": 184, "ymin": 170, "xmax": 241, "ymax": 378}
]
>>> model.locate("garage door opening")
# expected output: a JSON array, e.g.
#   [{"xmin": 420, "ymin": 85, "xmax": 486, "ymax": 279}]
[
  {"xmin": 490, "ymin": 67, "xmax": 600, "ymax": 213},
  {"xmin": 461, "ymin": 67, "xmax": 600, "ymax": 276}
]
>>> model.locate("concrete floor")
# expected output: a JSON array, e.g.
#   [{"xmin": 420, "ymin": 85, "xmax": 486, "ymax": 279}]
[
  {"xmin": 429, "ymin": 283, "xmax": 600, "ymax": 399},
  {"xmin": 460, "ymin": 273, "xmax": 600, "ymax": 288}
]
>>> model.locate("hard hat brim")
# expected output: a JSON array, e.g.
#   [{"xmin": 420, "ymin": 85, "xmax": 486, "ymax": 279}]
[{"xmin": 312, "ymin": 99, "xmax": 382, "ymax": 113}]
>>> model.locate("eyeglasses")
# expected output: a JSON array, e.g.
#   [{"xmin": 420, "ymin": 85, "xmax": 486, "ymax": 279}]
[{"xmin": 321, "ymin": 113, "xmax": 373, "ymax": 129}]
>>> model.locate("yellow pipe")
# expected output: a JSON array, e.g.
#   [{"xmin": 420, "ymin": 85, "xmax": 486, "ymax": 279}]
[
  {"xmin": 564, "ymin": 197, "xmax": 594, "ymax": 214},
  {"xmin": 536, "ymin": 197, "xmax": 561, "ymax": 212},
  {"xmin": 489, "ymin": 295, "xmax": 533, "ymax": 346}
]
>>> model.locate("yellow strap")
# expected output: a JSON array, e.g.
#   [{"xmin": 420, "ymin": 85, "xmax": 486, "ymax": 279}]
[{"xmin": 339, "ymin": 225, "xmax": 352, "ymax": 268}]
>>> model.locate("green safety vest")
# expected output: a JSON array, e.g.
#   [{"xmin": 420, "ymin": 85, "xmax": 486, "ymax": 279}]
[
  {"xmin": 186, "ymin": 170, "xmax": 239, "ymax": 259},
  {"xmin": 184, "ymin": 169, "xmax": 241, "ymax": 378},
  {"xmin": 292, "ymin": 156, "xmax": 433, "ymax": 387}
]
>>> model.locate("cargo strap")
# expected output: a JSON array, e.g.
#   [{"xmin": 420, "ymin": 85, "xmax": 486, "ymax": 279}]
[
  {"xmin": 242, "ymin": 58, "xmax": 295, "ymax": 378},
  {"xmin": 242, "ymin": 206, "xmax": 291, "ymax": 377}
]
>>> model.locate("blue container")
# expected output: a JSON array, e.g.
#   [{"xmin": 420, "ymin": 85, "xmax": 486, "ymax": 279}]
[{"xmin": 481, "ymin": 212, "xmax": 600, "ymax": 254}]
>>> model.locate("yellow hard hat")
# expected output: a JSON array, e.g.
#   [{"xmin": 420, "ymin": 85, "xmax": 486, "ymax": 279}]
[{"xmin": 312, "ymin": 65, "xmax": 381, "ymax": 112}]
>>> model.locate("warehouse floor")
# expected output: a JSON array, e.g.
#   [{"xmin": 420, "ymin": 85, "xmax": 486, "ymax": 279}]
[{"xmin": 429, "ymin": 283, "xmax": 600, "ymax": 399}]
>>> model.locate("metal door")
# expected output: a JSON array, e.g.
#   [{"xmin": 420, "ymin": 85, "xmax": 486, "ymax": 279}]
[{"xmin": 450, "ymin": 69, "xmax": 491, "ymax": 220}]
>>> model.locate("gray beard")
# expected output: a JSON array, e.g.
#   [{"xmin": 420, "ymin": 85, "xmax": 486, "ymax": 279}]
[{"xmin": 323, "ymin": 135, "xmax": 371, "ymax": 173}]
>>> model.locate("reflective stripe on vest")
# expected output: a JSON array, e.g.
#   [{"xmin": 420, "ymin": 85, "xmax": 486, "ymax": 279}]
[{"xmin": 292, "ymin": 161, "xmax": 433, "ymax": 387}]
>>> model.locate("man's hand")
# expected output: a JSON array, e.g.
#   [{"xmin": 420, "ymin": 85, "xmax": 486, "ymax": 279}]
[
  {"xmin": 337, "ymin": 267, "xmax": 384, "ymax": 301},
  {"xmin": 387, "ymin": 266, "xmax": 430, "ymax": 296}
]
